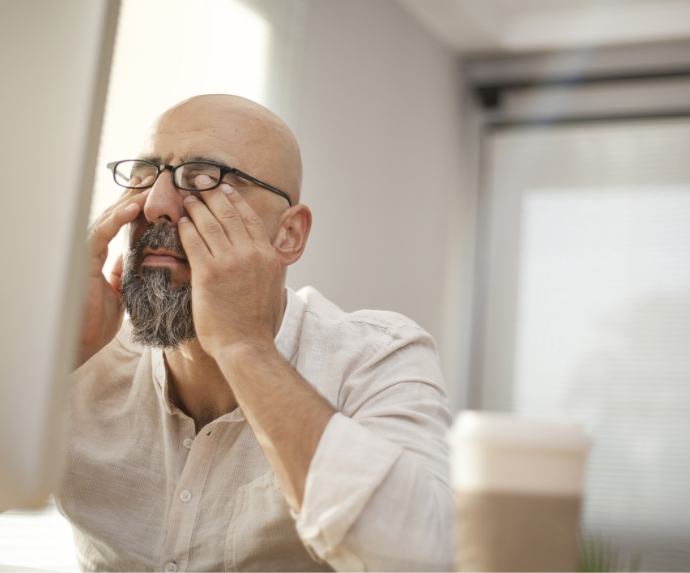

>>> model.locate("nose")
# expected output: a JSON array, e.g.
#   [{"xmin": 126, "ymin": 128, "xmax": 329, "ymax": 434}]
[{"xmin": 142, "ymin": 169, "xmax": 186, "ymax": 225}]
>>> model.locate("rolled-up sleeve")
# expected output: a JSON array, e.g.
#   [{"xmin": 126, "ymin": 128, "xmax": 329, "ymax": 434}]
[{"xmin": 294, "ymin": 322, "xmax": 454, "ymax": 571}]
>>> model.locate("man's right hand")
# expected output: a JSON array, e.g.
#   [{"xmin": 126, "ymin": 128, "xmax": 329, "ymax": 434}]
[{"xmin": 76, "ymin": 186, "xmax": 149, "ymax": 368}]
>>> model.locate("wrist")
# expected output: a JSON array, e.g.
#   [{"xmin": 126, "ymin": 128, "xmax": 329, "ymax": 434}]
[{"xmin": 213, "ymin": 338, "xmax": 278, "ymax": 366}]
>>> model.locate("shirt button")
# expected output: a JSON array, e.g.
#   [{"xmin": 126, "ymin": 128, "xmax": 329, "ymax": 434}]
[
  {"xmin": 164, "ymin": 562, "xmax": 177, "ymax": 572},
  {"xmin": 179, "ymin": 489, "xmax": 192, "ymax": 503},
  {"xmin": 183, "ymin": 438, "xmax": 193, "ymax": 449}
]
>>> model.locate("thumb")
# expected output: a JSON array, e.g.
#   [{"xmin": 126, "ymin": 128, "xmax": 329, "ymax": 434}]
[{"xmin": 108, "ymin": 254, "xmax": 124, "ymax": 293}]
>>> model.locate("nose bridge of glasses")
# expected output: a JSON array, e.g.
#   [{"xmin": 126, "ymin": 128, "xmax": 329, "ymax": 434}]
[
  {"xmin": 146, "ymin": 163, "xmax": 175, "ymax": 187},
  {"xmin": 139, "ymin": 163, "xmax": 180, "ymax": 196},
  {"xmin": 158, "ymin": 163, "xmax": 175, "ymax": 180}
]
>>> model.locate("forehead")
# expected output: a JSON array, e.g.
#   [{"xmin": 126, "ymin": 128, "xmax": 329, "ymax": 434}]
[{"xmin": 144, "ymin": 110, "xmax": 259, "ymax": 169}]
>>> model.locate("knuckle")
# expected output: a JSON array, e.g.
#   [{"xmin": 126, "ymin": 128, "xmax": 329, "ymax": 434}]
[
  {"xmin": 91, "ymin": 210, "xmax": 111, "ymax": 228},
  {"xmin": 218, "ymin": 209, "xmax": 240, "ymax": 223},
  {"xmin": 197, "ymin": 266, "xmax": 213, "ymax": 281},
  {"xmin": 89, "ymin": 223, "xmax": 108, "ymax": 241},
  {"xmin": 246, "ymin": 249, "xmax": 262, "ymax": 264},
  {"xmin": 202, "ymin": 221, "xmax": 224, "ymax": 236},
  {"xmin": 246, "ymin": 211, "xmax": 261, "ymax": 224},
  {"xmin": 206, "ymin": 264, "xmax": 224, "ymax": 282},
  {"xmin": 217, "ymin": 251, "xmax": 235, "ymax": 267}
]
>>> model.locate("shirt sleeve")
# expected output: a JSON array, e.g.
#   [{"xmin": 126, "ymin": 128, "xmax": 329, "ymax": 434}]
[{"xmin": 294, "ymin": 322, "xmax": 454, "ymax": 571}]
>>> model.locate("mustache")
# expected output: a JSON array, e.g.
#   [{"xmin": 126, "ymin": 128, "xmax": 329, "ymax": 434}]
[{"xmin": 129, "ymin": 223, "xmax": 187, "ymax": 265}]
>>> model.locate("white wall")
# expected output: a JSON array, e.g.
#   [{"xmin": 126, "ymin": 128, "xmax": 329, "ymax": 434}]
[{"xmin": 274, "ymin": 0, "xmax": 476, "ymax": 410}]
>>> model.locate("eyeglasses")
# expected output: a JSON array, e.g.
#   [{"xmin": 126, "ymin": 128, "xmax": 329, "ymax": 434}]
[{"xmin": 106, "ymin": 159, "xmax": 293, "ymax": 207}]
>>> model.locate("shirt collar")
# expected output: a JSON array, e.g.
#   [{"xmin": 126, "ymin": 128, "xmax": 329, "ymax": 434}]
[{"xmin": 274, "ymin": 286, "xmax": 303, "ymax": 364}]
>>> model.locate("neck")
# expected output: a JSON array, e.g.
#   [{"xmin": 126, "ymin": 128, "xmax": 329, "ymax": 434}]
[
  {"xmin": 163, "ymin": 287, "xmax": 289, "ymax": 433},
  {"xmin": 164, "ymin": 341, "xmax": 235, "ymax": 433}
]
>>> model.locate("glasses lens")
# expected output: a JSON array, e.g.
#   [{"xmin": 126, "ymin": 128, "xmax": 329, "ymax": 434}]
[
  {"xmin": 175, "ymin": 162, "xmax": 221, "ymax": 190},
  {"xmin": 113, "ymin": 160, "xmax": 158, "ymax": 188}
]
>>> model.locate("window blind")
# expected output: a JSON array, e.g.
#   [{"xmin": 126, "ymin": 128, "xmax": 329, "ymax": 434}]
[{"xmin": 477, "ymin": 118, "xmax": 690, "ymax": 571}]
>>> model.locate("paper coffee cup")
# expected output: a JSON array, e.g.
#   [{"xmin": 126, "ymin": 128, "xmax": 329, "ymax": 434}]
[{"xmin": 449, "ymin": 411, "xmax": 590, "ymax": 572}]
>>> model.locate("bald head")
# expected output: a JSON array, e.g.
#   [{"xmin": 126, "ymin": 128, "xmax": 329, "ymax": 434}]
[{"xmin": 149, "ymin": 94, "xmax": 302, "ymax": 205}]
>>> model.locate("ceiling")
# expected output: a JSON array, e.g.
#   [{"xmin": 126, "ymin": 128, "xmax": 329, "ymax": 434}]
[{"xmin": 397, "ymin": 0, "xmax": 690, "ymax": 54}]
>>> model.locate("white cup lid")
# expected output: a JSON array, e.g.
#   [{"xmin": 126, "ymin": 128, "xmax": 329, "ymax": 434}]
[
  {"xmin": 449, "ymin": 411, "xmax": 590, "ymax": 451},
  {"xmin": 448, "ymin": 411, "xmax": 591, "ymax": 495}
]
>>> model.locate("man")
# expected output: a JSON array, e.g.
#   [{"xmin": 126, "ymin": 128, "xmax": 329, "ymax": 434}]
[{"xmin": 58, "ymin": 94, "xmax": 452, "ymax": 571}]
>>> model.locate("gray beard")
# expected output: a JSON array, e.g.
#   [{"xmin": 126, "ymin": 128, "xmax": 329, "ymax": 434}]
[{"xmin": 121, "ymin": 223, "xmax": 195, "ymax": 348}]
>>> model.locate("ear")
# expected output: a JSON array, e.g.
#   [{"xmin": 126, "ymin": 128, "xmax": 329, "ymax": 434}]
[{"xmin": 272, "ymin": 204, "xmax": 312, "ymax": 266}]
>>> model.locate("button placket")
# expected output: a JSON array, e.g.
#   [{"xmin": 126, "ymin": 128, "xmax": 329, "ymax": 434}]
[{"xmin": 159, "ymin": 425, "xmax": 222, "ymax": 571}]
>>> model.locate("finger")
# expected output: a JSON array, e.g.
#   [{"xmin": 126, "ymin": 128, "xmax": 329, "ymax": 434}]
[
  {"xmin": 92, "ymin": 177, "xmax": 149, "ymax": 229},
  {"xmin": 178, "ymin": 215, "xmax": 211, "ymax": 264},
  {"xmin": 198, "ymin": 184, "xmax": 250, "ymax": 245},
  {"xmin": 126, "ymin": 173, "xmax": 155, "ymax": 188},
  {"xmin": 96, "ymin": 189, "xmax": 139, "ymax": 224},
  {"xmin": 89, "ymin": 190, "xmax": 148, "ymax": 257},
  {"xmin": 101, "ymin": 175, "xmax": 148, "ymax": 213},
  {"xmin": 182, "ymin": 194, "xmax": 231, "ymax": 257},
  {"xmin": 221, "ymin": 183, "xmax": 271, "ymax": 244},
  {"xmin": 108, "ymin": 254, "xmax": 124, "ymax": 292}
]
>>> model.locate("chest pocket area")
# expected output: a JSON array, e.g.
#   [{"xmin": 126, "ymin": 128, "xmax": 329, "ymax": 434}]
[{"xmin": 223, "ymin": 470, "xmax": 331, "ymax": 572}]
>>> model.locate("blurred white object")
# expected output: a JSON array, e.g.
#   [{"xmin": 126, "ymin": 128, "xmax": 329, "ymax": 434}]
[
  {"xmin": 449, "ymin": 411, "xmax": 590, "ymax": 495},
  {"xmin": 0, "ymin": 0, "xmax": 119, "ymax": 510}
]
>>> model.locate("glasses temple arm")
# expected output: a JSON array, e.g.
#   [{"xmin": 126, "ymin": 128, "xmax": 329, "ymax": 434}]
[{"xmin": 230, "ymin": 168, "xmax": 293, "ymax": 207}]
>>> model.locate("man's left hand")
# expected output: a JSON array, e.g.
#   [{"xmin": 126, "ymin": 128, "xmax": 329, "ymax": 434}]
[{"xmin": 177, "ymin": 182, "xmax": 284, "ymax": 359}]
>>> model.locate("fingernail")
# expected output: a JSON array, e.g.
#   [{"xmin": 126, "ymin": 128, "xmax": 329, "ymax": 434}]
[
  {"xmin": 221, "ymin": 184, "xmax": 235, "ymax": 194},
  {"xmin": 184, "ymin": 194, "xmax": 198, "ymax": 203},
  {"xmin": 179, "ymin": 216, "xmax": 190, "ymax": 223},
  {"xmin": 197, "ymin": 174, "xmax": 213, "ymax": 186}
]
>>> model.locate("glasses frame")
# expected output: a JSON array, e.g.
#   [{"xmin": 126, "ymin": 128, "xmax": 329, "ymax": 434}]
[{"xmin": 106, "ymin": 159, "xmax": 293, "ymax": 207}]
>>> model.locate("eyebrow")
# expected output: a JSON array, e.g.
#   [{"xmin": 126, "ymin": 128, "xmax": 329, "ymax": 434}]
[
  {"xmin": 186, "ymin": 154, "xmax": 233, "ymax": 166},
  {"xmin": 135, "ymin": 154, "xmax": 161, "ymax": 164},
  {"xmin": 135, "ymin": 154, "xmax": 233, "ymax": 167}
]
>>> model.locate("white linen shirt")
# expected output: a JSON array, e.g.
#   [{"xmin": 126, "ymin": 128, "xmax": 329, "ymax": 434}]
[{"xmin": 57, "ymin": 286, "xmax": 453, "ymax": 571}]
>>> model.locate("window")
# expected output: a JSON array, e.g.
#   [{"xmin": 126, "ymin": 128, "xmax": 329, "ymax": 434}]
[
  {"xmin": 476, "ymin": 118, "xmax": 690, "ymax": 571},
  {"xmin": 93, "ymin": 0, "xmax": 271, "ymax": 225}
]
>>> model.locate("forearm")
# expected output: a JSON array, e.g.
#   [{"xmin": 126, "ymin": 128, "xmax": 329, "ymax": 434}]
[{"xmin": 216, "ymin": 343, "xmax": 335, "ymax": 511}]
